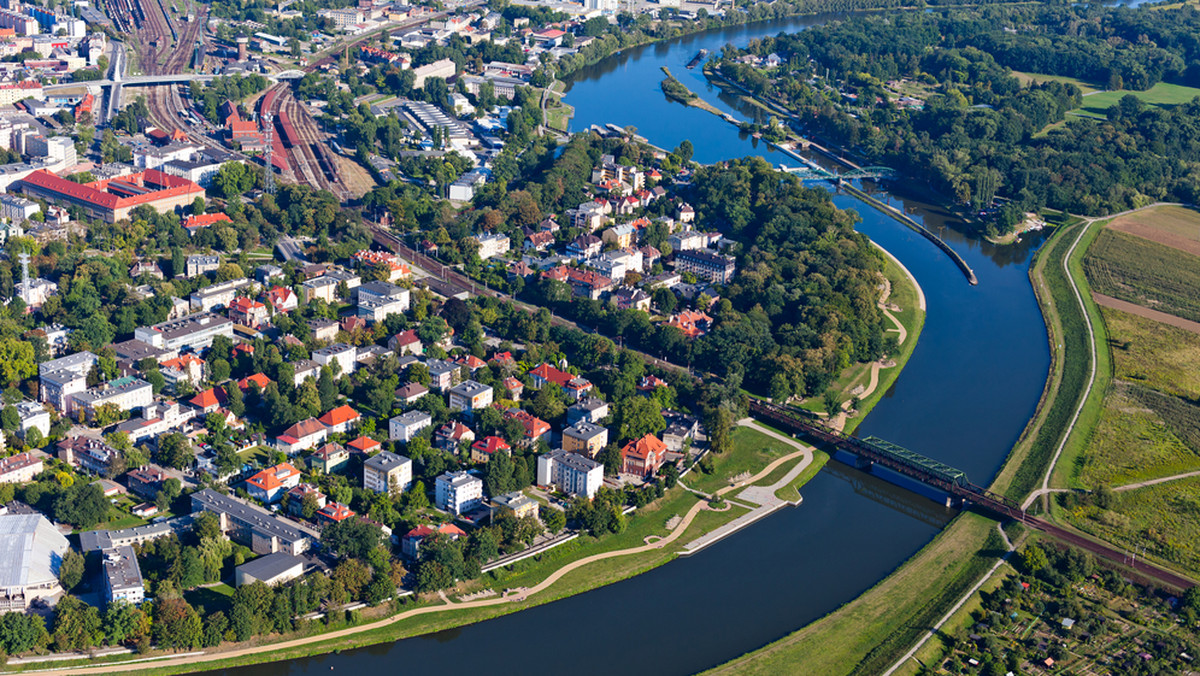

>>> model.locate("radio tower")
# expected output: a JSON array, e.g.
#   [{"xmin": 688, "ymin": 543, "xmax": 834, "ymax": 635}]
[
  {"xmin": 262, "ymin": 113, "xmax": 276, "ymax": 195},
  {"xmin": 17, "ymin": 252, "xmax": 30, "ymax": 305}
]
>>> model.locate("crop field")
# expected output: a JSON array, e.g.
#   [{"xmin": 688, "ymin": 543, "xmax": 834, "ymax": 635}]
[
  {"xmin": 1105, "ymin": 306, "xmax": 1200, "ymax": 400},
  {"xmin": 1075, "ymin": 82, "xmax": 1200, "ymax": 117},
  {"xmin": 1084, "ymin": 228, "xmax": 1200, "ymax": 323},
  {"xmin": 1108, "ymin": 205, "xmax": 1200, "ymax": 257},
  {"xmin": 1128, "ymin": 385, "xmax": 1200, "ymax": 455},
  {"xmin": 1076, "ymin": 384, "xmax": 1200, "ymax": 488}
]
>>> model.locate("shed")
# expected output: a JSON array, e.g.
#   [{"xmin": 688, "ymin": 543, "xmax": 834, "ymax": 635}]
[{"xmin": 235, "ymin": 552, "xmax": 305, "ymax": 587}]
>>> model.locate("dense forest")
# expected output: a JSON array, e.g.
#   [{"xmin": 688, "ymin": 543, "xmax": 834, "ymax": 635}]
[{"xmin": 716, "ymin": 5, "xmax": 1200, "ymax": 226}]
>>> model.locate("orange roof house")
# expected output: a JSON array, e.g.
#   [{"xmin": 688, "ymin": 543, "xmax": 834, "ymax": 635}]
[
  {"xmin": 620, "ymin": 434, "xmax": 669, "ymax": 478},
  {"xmin": 277, "ymin": 417, "xmax": 328, "ymax": 454},
  {"xmin": 183, "ymin": 212, "xmax": 231, "ymax": 233},
  {"xmin": 503, "ymin": 409, "xmax": 551, "ymax": 443},
  {"xmin": 665, "ymin": 310, "xmax": 714, "ymax": 339},
  {"xmin": 318, "ymin": 405, "xmax": 360, "ymax": 433},
  {"xmin": 245, "ymin": 462, "xmax": 301, "ymax": 502},
  {"xmin": 189, "ymin": 387, "xmax": 228, "ymax": 413},
  {"xmin": 316, "ymin": 501, "xmax": 355, "ymax": 524},
  {"xmin": 347, "ymin": 435, "xmax": 381, "ymax": 454},
  {"xmin": 237, "ymin": 373, "xmax": 272, "ymax": 390}
]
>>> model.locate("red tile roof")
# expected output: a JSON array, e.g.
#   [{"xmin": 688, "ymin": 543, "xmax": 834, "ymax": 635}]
[
  {"xmin": 347, "ymin": 436, "xmax": 380, "ymax": 453},
  {"xmin": 18, "ymin": 169, "xmax": 203, "ymax": 211},
  {"xmin": 318, "ymin": 405, "xmax": 360, "ymax": 427},
  {"xmin": 404, "ymin": 523, "xmax": 467, "ymax": 539},
  {"xmin": 471, "ymin": 436, "xmax": 511, "ymax": 456},
  {"xmin": 183, "ymin": 213, "xmax": 231, "ymax": 230},
  {"xmin": 317, "ymin": 502, "xmax": 355, "ymax": 522},
  {"xmin": 529, "ymin": 363, "xmax": 575, "ymax": 388},
  {"xmin": 237, "ymin": 373, "xmax": 272, "ymax": 390},
  {"xmin": 189, "ymin": 387, "xmax": 228, "ymax": 409},
  {"xmin": 621, "ymin": 434, "xmax": 667, "ymax": 462},
  {"xmin": 280, "ymin": 417, "xmax": 326, "ymax": 440},
  {"xmin": 246, "ymin": 462, "xmax": 300, "ymax": 491},
  {"xmin": 503, "ymin": 409, "xmax": 550, "ymax": 438}
]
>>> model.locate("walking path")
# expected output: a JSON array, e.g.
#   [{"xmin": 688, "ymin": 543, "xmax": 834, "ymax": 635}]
[
  {"xmin": 1116, "ymin": 470, "xmax": 1200, "ymax": 492},
  {"xmin": 30, "ymin": 427, "xmax": 816, "ymax": 676},
  {"xmin": 682, "ymin": 421, "xmax": 813, "ymax": 555}
]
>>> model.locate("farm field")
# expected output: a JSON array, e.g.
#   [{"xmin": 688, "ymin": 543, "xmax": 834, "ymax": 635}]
[
  {"xmin": 1075, "ymin": 383, "xmax": 1199, "ymax": 488},
  {"xmin": 1108, "ymin": 204, "xmax": 1200, "ymax": 257},
  {"xmin": 1105, "ymin": 307, "xmax": 1200, "ymax": 401},
  {"xmin": 1084, "ymin": 228, "xmax": 1200, "ymax": 323},
  {"xmin": 1075, "ymin": 82, "xmax": 1200, "ymax": 117}
]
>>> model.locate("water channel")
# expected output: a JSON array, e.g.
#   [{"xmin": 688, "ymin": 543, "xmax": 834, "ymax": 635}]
[{"xmin": 220, "ymin": 14, "xmax": 1053, "ymax": 675}]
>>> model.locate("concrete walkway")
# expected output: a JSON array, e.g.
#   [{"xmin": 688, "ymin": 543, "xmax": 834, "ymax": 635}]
[{"xmin": 681, "ymin": 422, "xmax": 814, "ymax": 556}]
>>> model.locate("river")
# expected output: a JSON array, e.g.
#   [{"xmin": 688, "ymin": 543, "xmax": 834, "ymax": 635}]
[{"xmin": 219, "ymin": 15, "xmax": 1052, "ymax": 676}]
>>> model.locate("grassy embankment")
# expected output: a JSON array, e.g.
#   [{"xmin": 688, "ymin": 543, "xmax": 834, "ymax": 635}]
[
  {"xmin": 707, "ymin": 218, "xmax": 1091, "ymax": 675},
  {"xmin": 7, "ymin": 427, "xmax": 818, "ymax": 675}
]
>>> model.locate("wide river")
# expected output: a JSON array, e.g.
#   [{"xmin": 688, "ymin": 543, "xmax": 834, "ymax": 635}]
[{"xmin": 222, "ymin": 14, "xmax": 1052, "ymax": 676}]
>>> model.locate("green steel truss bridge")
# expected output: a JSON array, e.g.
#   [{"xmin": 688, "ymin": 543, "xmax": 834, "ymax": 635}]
[{"xmin": 778, "ymin": 165, "xmax": 896, "ymax": 181}]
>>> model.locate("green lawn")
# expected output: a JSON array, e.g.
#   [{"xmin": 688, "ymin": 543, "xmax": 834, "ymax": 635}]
[
  {"xmin": 1012, "ymin": 71, "xmax": 1098, "ymax": 95},
  {"xmin": 239, "ymin": 445, "xmax": 273, "ymax": 465},
  {"xmin": 684, "ymin": 426, "xmax": 797, "ymax": 495},
  {"xmin": 186, "ymin": 583, "xmax": 236, "ymax": 614},
  {"xmin": 1075, "ymin": 82, "xmax": 1200, "ymax": 117},
  {"xmin": 1105, "ymin": 306, "xmax": 1200, "ymax": 401}
]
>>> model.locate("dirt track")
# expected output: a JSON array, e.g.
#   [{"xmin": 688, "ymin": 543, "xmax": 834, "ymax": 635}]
[{"xmin": 1093, "ymin": 292, "xmax": 1200, "ymax": 336}]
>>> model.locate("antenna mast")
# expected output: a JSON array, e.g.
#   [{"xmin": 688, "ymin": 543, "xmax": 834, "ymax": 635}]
[
  {"xmin": 262, "ymin": 113, "xmax": 276, "ymax": 195},
  {"xmin": 17, "ymin": 251, "xmax": 30, "ymax": 305}
]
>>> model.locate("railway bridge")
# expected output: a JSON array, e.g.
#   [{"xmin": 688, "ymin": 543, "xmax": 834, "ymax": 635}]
[{"xmin": 748, "ymin": 400, "xmax": 1196, "ymax": 590}]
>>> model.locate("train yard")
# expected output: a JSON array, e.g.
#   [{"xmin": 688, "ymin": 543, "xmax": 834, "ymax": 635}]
[{"xmin": 258, "ymin": 84, "xmax": 351, "ymax": 198}]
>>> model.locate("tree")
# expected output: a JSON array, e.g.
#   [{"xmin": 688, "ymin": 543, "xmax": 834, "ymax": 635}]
[
  {"xmin": 321, "ymin": 518, "xmax": 384, "ymax": 560},
  {"xmin": 53, "ymin": 482, "xmax": 109, "ymax": 529},
  {"xmin": 192, "ymin": 196, "xmax": 205, "ymax": 215},
  {"xmin": 152, "ymin": 597, "xmax": 202, "ymax": 651},
  {"xmin": 530, "ymin": 384, "xmax": 566, "ymax": 422},
  {"xmin": 59, "ymin": 549, "xmax": 84, "ymax": 591},
  {"xmin": 0, "ymin": 338, "xmax": 36, "ymax": 386},
  {"xmin": 1020, "ymin": 544, "xmax": 1049, "ymax": 574},
  {"xmin": 104, "ymin": 600, "xmax": 148, "ymax": 646},
  {"xmin": 51, "ymin": 595, "xmax": 102, "ymax": 651},
  {"xmin": 543, "ymin": 508, "xmax": 566, "ymax": 534},
  {"xmin": 615, "ymin": 396, "xmax": 666, "ymax": 441},
  {"xmin": 158, "ymin": 433, "xmax": 193, "ymax": 470},
  {"xmin": 0, "ymin": 406, "xmax": 17, "ymax": 431},
  {"xmin": 706, "ymin": 406, "xmax": 733, "ymax": 454}
]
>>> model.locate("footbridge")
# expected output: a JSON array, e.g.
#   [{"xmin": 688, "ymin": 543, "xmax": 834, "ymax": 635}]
[
  {"xmin": 46, "ymin": 73, "xmax": 221, "ymax": 91},
  {"xmin": 749, "ymin": 400, "xmax": 1196, "ymax": 590}
]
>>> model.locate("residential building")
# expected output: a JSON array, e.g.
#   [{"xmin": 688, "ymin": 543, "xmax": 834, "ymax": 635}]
[
  {"xmin": 566, "ymin": 234, "xmax": 603, "ymax": 259},
  {"xmin": 191, "ymin": 489, "xmax": 316, "ymax": 556},
  {"xmin": 411, "ymin": 57, "xmax": 456, "ymax": 89},
  {"xmin": 613, "ymin": 287, "xmax": 651, "ymax": 311},
  {"xmin": 307, "ymin": 443, "xmax": 349, "ymax": 474},
  {"xmin": 186, "ymin": 254, "xmax": 220, "ymax": 277},
  {"xmin": 503, "ymin": 409, "xmax": 551, "ymax": 445},
  {"xmin": 276, "ymin": 418, "xmax": 328, "ymax": 455},
  {"xmin": 188, "ymin": 387, "xmax": 228, "ymax": 415},
  {"xmin": 491, "ymin": 491, "xmax": 539, "ymax": 520},
  {"xmin": 0, "ymin": 513, "xmax": 70, "ymax": 611},
  {"xmin": 400, "ymin": 523, "xmax": 465, "ymax": 559},
  {"xmin": 315, "ymin": 502, "xmax": 355, "ymax": 526},
  {"xmin": 301, "ymin": 276, "xmax": 339, "ymax": 304},
  {"xmin": 676, "ymin": 249, "xmax": 736, "ymax": 284},
  {"xmin": 190, "ymin": 278, "xmax": 258, "ymax": 313},
  {"xmin": 524, "ymin": 231, "xmax": 554, "ymax": 251},
  {"xmin": 602, "ymin": 223, "xmax": 636, "ymax": 249},
  {"xmin": 101, "ymin": 546, "xmax": 144, "ymax": 606},
  {"xmin": 79, "ymin": 516, "xmax": 195, "ymax": 553},
  {"xmin": 308, "ymin": 319, "xmax": 339, "ymax": 343},
  {"xmin": 388, "ymin": 330, "xmax": 422, "ymax": 356},
  {"xmin": 159, "ymin": 354, "xmax": 205, "ymax": 394},
  {"xmin": 264, "ymin": 286, "xmax": 298, "ymax": 313},
  {"xmin": 434, "ymin": 422, "xmax": 474, "ymax": 452},
  {"xmin": 38, "ymin": 351, "xmax": 96, "ymax": 412},
  {"xmin": 567, "ymin": 397, "xmax": 609, "ymax": 425},
  {"xmin": 665, "ymin": 310, "xmax": 714, "ymax": 338},
  {"xmin": 228, "ymin": 296, "xmax": 269, "ymax": 328},
  {"xmin": 347, "ymin": 436, "xmax": 381, "ymax": 455},
  {"xmin": 662, "ymin": 411, "xmax": 699, "ymax": 451},
  {"xmin": 115, "ymin": 401, "xmax": 196, "ymax": 445},
  {"xmin": 620, "ymin": 434, "xmax": 669, "ymax": 478},
  {"xmin": 317, "ymin": 405, "xmax": 360, "ymax": 434},
  {"xmin": 395, "ymin": 382, "xmax": 428, "ymax": 405},
  {"xmin": 70, "ymin": 376, "xmax": 153, "ymax": 422},
  {"xmin": 312, "ymin": 343, "xmax": 357, "ymax": 376},
  {"xmin": 389, "ymin": 410, "xmax": 433, "ymax": 442},
  {"xmin": 135, "ymin": 313, "xmax": 234, "ymax": 352},
  {"xmin": 563, "ymin": 420, "xmax": 608, "ymax": 458},
  {"xmin": 667, "ymin": 231, "xmax": 706, "ymax": 252},
  {"xmin": 426, "ymin": 359, "xmax": 460, "ymax": 391},
  {"xmin": 14, "ymin": 401, "xmax": 50, "ymax": 440},
  {"xmin": 126, "ymin": 466, "xmax": 168, "ymax": 500},
  {"xmin": 473, "ymin": 232, "xmax": 511, "ymax": 260},
  {"xmin": 537, "ymin": 450, "xmax": 603, "ymax": 499},
  {"xmin": 363, "ymin": 451, "xmax": 412, "ymax": 494},
  {"xmin": 529, "ymin": 363, "xmax": 593, "ymax": 400},
  {"xmin": 286, "ymin": 485, "xmax": 326, "ymax": 519},
  {"xmin": 435, "ymin": 470, "xmax": 483, "ymax": 515},
  {"xmin": 470, "ymin": 436, "xmax": 510, "ymax": 464},
  {"xmin": 352, "ymin": 250, "xmax": 411, "ymax": 282},
  {"xmin": 245, "ymin": 463, "xmax": 302, "ymax": 503},
  {"xmin": 291, "ymin": 359, "xmax": 322, "ymax": 385},
  {"xmin": 503, "ymin": 376, "xmax": 524, "ymax": 401},
  {"xmin": 0, "ymin": 452, "xmax": 42, "ymax": 484},
  {"xmin": 234, "ymin": 552, "xmax": 305, "ymax": 587},
  {"xmin": 447, "ymin": 380, "xmax": 493, "ymax": 412}
]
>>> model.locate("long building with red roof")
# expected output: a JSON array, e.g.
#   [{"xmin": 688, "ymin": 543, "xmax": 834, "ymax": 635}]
[{"xmin": 16, "ymin": 169, "xmax": 205, "ymax": 223}]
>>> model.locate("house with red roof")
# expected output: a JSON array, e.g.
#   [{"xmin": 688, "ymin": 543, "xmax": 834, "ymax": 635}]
[
  {"xmin": 286, "ymin": 483, "xmax": 326, "ymax": 517},
  {"xmin": 529, "ymin": 363, "xmax": 593, "ymax": 400},
  {"xmin": 264, "ymin": 286, "xmax": 298, "ymax": 313},
  {"xmin": 524, "ymin": 231, "xmax": 555, "ymax": 252},
  {"xmin": 454, "ymin": 354, "xmax": 487, "ymax": 373},
  {"xmin": 276, "ymin": 417, "xmax": 328, "ymax": 455},
  {"xmin": 346, "ymin": 435, "xmax": 381, "ymax": 455},
  {"xmin": 183, "ymin": 212, "xmax": 232, "ymax": 236},
  {"xmin": 388, "ymin": 329, "xmax": 422, "ymax": 356},
  {"xmin": 401, "ymin": 523, "xmax": 466, "ymax": 559},
  {"xmin": 353, "ymin": 250, "xmax": 411, "ymax": 282},
  {"xmin": 637, "ymin": 375, "xmax": 669, "ymax": 394},
  {"xmin": 317, "ymin": 405, "xmax": 360, "ymax": 434},
  {"xmin": 434, "ymin": 422, "xmax": 475, "ymax": 452},
  {"xmin": 470, "ymin": 436, "xmax": 511, "ymax": 464},
  {"xmin": 228, "ymin": 296, "xmax": 269, "ymax": 328},
  {"xmin": 490, "ymin": 351, "xmax": 516, "ymax": 367},
  {"xmin": 236, "ymin": 373, "xmax": 272, "ymax": 391},
  {"xmin": 233, "ymin": 343, "xmax": 255, "ymax": 358},
  {"xmin": 531, "ymin": 28, "xmax": 565, "ymax": 46},
  {"xmin": 159, "ymin": 353, "xmax": 205, "ymax": 393},
  {"xmin": 189, "ymin": 387, "xmax": 228, "ymax": 414},
  {"xmin": 503, "ymin": 409, "xmax": 551, "ymax": 445},
  {"xmin": 316, "ymin": 502, "xmax": 355, "ymax": 526},
  {"xmin": 246, "ymin": 462, "xmax": 302, "ymax": 503},
  {"xmin": 665, "ymin": 310, "xmax": 714, "ymax": 339},
  {"xmin": 620, "ymin": 434, "xmax": 669, "ymax": 478},
  {"xmin": 503, "ymin": 376, "xmax": 524, "ymax": 401}
]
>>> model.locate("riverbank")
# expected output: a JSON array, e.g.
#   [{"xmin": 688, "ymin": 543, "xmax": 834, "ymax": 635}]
[{"xmin": 14, "ymin": 428, "xmax": 823, "ymax": 676}]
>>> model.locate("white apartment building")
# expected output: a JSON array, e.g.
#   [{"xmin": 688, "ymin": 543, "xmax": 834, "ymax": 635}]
[
  {"xmin": 70, "ymin": 376, "xmax": 153, "ymax": 422},
  {"xmin": 537, "ymin": 449, "xmax": 603, "ymax": 499},
  {"xmin": 38, "ymin": 351, "xmax": 97, "ymax": 413},
  {"xmin": 447, "ymin": 380, "xmax": 493, "ymax": 412},
  {"xmin": 472, "ymin": 232, "xmax": 511, "ymax": 260},
  {"xmin": 189, "ymin": 278, "xmax": 257, "ymax": 312},
  {"xmin": 312, "ymin": 343, "xmax": 357, "ymax": 376},
  {"xmin": 134, "ymin": 313, "xmax": 234, "ymax": 352},
  {"xmin": 363, "ymin": 451, "xmax": 412, "ymax": 495},
  {"xmin": 389, "ymin": 410, "xmax": 432, "ymax": 442},
  {"xmin": 435, "ymin": 471, "xmax": 483, "ymax": 515}
]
